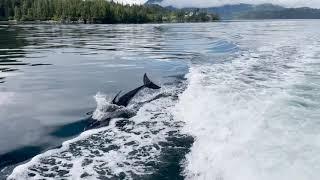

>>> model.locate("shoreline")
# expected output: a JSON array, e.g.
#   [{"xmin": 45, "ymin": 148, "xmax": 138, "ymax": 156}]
[{"xmin": 0, "ymin": 20, "xmax": 219, "ymax": 25}]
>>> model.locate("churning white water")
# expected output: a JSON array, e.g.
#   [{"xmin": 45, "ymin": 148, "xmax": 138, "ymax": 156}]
[{"xmin": 175, "ymin": 21, "xmax": 320, "ymax": 180}]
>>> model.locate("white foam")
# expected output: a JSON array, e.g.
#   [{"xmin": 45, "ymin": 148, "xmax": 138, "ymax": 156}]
[
  {"xmin": 8, "ymin": 85, "xmax": 184, "ymax": 179},
  {"xmin": 8, "ymin": 126, "xmax": 111, "ymax": 179},
  {"xmin": 175, "ymin": 33, "xmax": 320, "ymax": 180},
  {"xmin": 91, "ymin": 92, "xmax": 122, "ymax": 121}
]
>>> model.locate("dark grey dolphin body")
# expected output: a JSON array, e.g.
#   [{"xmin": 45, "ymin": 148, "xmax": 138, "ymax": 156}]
[
  {"xmin": 112, "ymin": 73, "xmax": 161, "ymax": 107},
  {"xmin": 86, "ymin": 73, "xmax": 161, "ymax": 130}
]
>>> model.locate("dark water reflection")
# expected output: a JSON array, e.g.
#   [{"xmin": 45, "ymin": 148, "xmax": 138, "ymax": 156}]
[
  {"xmin": 0, "ymin": 24, "xmax": 189, "ymax": 172},
  {"xmin": 0, "ymin": 26, "xmax": 28, "ymax": 83}
]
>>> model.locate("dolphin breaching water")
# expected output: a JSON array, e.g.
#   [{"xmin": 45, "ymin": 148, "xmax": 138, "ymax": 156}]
[
  {"xmin": 87, "ymin": 73, "xmax": 161, "ymax": 129},
  {"xmin": 112, "ymin": 73, "xmax": 161, "ymax": 107}
]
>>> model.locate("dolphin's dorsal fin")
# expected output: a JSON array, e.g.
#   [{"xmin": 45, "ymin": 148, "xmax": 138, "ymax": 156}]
[
  {"xmin": 112, "ymin": 91, "xmax": 122, "ymax": 104},
  {"xmin": 143, "ymin": 73, "xmax": 161, "ymax": 89}
]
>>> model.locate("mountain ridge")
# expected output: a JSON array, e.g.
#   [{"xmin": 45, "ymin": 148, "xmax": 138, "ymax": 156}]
[{"xmin": 145, "ymin": 1, "xmax": 320, "ymax": 19}]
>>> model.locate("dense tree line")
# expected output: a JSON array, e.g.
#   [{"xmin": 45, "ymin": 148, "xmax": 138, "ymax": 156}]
[{"xmin": 0, "ymin": 0, "xmax": 219, "ymax": 23}]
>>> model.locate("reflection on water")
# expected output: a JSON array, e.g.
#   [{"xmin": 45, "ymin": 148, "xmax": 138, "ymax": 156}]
[
  {"xmin": 0, "ymin": 25, "xmax": 56, "ymax": 84},
  {"xmin": 0, "ymin": 26, "xmax": 28, "ymax": 83}
]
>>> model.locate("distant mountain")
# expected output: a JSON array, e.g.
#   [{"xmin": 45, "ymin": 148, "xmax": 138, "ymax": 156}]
[
  {"xmin": 203, "ymin": 3, "xmax": 289, "ymax": 19},
  {"xmin": 202, "ymin": 4, "xmax": 254, "ymax": 20},
  {"xmin": 145, "ymin": 1, "xmax": 255, "ymax": 19},
  {"xmin": 145, "ymin": 1, "xmax": 320, "ymax": 19},
  {"xmin": 237, "ymin": 7, "xmax": 320, "ymax": 19},
  {"xmin": 252, "ymin": 4, "xmax": 285, "ymax": 11}
]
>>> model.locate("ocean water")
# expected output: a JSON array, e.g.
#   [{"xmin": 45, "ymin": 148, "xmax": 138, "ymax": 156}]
[{"xmin": 1, "ymin": 20, "xmax": 320, "ymax": 179}]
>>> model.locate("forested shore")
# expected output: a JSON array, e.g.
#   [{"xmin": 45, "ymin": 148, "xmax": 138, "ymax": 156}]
[{"xmin": 0, "ymin": 0, "xmax": 219, "ymax": 23}]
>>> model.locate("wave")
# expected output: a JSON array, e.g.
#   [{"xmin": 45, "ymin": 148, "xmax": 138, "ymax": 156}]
[
  {"xmin": 91, "ymin": 93, "xmax": 135, "ymax": 122},
  {"xmin": 175, "ymin": 31, "xmax": 320, "ymax": 180},
  {"xmin": 8, "ymin": 78, "xmax": 192, "ymax": 179}
]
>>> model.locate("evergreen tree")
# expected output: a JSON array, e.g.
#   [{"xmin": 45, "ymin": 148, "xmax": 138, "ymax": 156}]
[{"xmin": 0, "ymin": 0, "xmax": 219, "ymax": 23}]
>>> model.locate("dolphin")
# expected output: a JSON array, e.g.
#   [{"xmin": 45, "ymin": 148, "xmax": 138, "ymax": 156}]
[
  {"xmin": 86, "ymin": 73, "xmax": 161, "ymax": 130},
  {"xmin": 111, "ymin": 73, "xmax": 161, "ymax": 107}
]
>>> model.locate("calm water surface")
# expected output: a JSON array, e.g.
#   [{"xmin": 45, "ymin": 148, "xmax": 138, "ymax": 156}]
[{"xmin": 1, "ymin": 21, "xmax": 320, "ymax": 180}]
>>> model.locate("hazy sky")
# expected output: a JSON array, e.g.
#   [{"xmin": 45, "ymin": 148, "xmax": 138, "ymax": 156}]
[
  {"xmin": 115, "ymin": 0, "xmax": 320, "ymax": 8},
  {"xmin": 160, "ymin": 0, "xmax": 320, "ymax": 8},
  {"xmin": 115, "ymin": 0, "xmax": 145, "ymax": 4}
]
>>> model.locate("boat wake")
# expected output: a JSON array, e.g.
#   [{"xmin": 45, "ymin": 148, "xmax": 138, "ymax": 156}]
[
  {"xmin": 175, "ymin": 23, "xmax": 320, "ymax": 180},
  {"xmin": 8, "ymin": 77, "xmax": 193, "ymax": 179},
  {"xmin": 7, "ymin": 21, "xmax": 320, "ymax": 180}
]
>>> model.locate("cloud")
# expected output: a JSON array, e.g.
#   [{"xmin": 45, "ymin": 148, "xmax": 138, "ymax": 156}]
[
  {"xmin": 114, "ymin": 0, "xmax": 145, "ymax": 5},
  {"xmin": 116, "ymin": 0, "xmax": 320, "ymax": 8},
  {"xmin": 160, "ymin": 0, "xmax": 320, "ymax": 8}
]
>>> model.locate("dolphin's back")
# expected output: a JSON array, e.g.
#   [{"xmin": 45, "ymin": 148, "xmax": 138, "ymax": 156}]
[
  {"xmin": 115, "ymin": 85, "xmax": 145, "ymax": 107},
  {"xmin": 112, "ymin": 73, "xmax": 161, "ymax": 107}
]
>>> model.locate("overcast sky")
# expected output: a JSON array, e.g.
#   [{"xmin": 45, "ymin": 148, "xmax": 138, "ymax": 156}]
[
  {"xmin": 115, "ymin": 0, "xmax": 145, "ymax": 5},
  {"xmin": 115, "ymin": 0, "xmax": 320, "ymax": 8}
]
